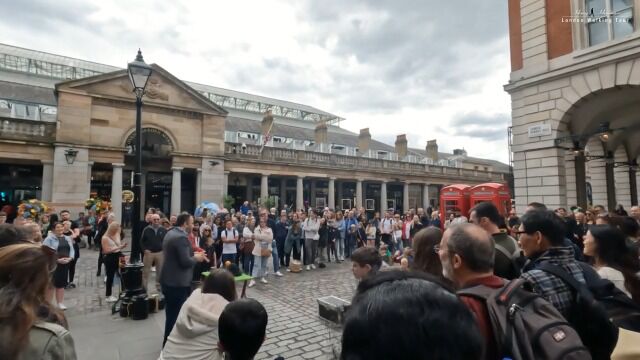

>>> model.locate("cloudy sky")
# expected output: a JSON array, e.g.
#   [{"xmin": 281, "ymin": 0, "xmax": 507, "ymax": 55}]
[{"xmin": 1, "ymin": 0, "xmax": 512, "ymax": 163}]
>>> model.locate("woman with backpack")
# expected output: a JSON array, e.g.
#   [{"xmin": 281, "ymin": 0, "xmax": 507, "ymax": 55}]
[{"xmin": 583, "ymin": 224, "xmax": 640, "ymax": 302}]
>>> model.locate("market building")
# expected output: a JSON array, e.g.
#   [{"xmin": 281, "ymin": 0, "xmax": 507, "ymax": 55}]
[
  {"xmin": 506, "ymin": 0, "xmax": 640, "ymax": 212},
  {"xmin": 0, "ymin": 43, "xmax": 510, "ymax": 219}
]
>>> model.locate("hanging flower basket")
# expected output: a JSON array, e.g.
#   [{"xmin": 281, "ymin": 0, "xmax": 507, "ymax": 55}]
[{"xmin": 18, "ymin": 199, "xmax": 52, "ymax": 221}]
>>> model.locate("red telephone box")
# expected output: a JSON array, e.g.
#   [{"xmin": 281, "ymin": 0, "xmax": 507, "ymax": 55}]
[
  {"xmin": 469, "ymin": 182, "xmax": 512, "ymax": 217},
  {"xmin": 439, "ymin": 184, "xmax": 471, "ymax": 227}
]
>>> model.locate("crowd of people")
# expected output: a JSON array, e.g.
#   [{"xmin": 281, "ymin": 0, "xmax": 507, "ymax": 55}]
[{"xmin": 1, "ymin": 199, "xmax": 640, "ymax": 359}]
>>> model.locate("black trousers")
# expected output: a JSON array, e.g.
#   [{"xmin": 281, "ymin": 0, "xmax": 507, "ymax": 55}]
[
  {"xmin": 162, "ymin": 285, "xmax": 191, "ymax": 346},
  {"xmin": 276, "ymin": 237, "xmax": 286, "ymax": 266},
  {"xmin": 104, "ymin": 253, "xmax": 120, "ymax": 297},
  {"xmin": 381, "ymin": 234, "xmax": 394, "ymax": 253}
]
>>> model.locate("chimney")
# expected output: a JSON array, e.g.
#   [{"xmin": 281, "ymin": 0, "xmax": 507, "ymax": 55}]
[
  {"xmin": 395, "ymin": 134, "xmax": 408, "ymax": 158},
  {"xmin": 261, "ymin": 109, "xmax": 274, "ymax": 137},
  {"xmin": 426, "ymin": 139, "xmax": 438, "ymax": 161},
  {"xmin": 358, "ymin": 128, "xmax": 371, "ymax": 155},
  {"xmin": 314, "ymin": 120, "xmax": 328, "ymax": 145}
]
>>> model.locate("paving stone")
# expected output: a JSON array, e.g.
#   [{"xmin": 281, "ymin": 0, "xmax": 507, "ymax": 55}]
[{"xmin": 302, "ymin": 350, "xmax": 323, "ymax": 359}]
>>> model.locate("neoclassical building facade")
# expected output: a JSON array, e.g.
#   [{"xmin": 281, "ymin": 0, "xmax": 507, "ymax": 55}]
[
  {"xmin": 0, "ymin": 44, "xmax": 510, "ymax": 219},
  {"xmin": 506, "ymin": 0, "xmax": 640, "ymax": 212}
]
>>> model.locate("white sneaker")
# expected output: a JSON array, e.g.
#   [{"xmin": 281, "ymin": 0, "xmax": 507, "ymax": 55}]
[
  {"xmin": 151, "ymin": 266, "xmax": 156, "ymax": 272},
  {"xmin": 260, "ymin": 277, "xmax": 268, "ymax": 284},
  {"xmin": 58, "ymin": 303, "xmax": 67, "ymax": 310},
  {"xmin": 248, "ymin": 280, "xmax": 256, "ymax": 287},
  {"xmin": 103, "ymin": 276, "xmax": 107, "ymax": 283},
  {"xmin": 275, "ymin": 271, "xmax": 283, "ymax": 277},
  {"xmin": 286, "ymin": 268, "xmax": 291, "ymax": 272},
  {"xmin": 106, "ymin": 296, "xmax": 118, "ymax": 303},
  {"xmin": 340, "ymin": 256, "xmax": 344, "ymax": 261},
  {"xmin": 311, "ymin": 264, "xmax": 316, "ymax": 270},
  {"xmin": 306, "ymin": 265, "xmax": 311, "ymax": 271}
]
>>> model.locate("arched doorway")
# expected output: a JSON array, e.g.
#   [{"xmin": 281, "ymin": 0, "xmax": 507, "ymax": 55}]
[{"xmin": 123, "ymin": 127, "xmax": 190, "ymax": 216}]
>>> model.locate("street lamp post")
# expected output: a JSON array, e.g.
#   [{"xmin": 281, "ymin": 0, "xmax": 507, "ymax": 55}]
[{"xmin": 127, "ymin": 49, "xmax": 152, "ymax": 263}]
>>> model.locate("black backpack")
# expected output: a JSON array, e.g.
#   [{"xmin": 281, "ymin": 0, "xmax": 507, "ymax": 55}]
[
  {"xmin": 538, "ymin": 263, "xmax": 622, "ymax": 360},
  {"xmin": 458, "ymin": 279, "xmax": 590, "ymax": 360}
]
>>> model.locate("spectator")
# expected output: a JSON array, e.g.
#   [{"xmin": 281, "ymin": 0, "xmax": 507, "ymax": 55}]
[
  {"xmin": 220, "ymin": 220, "xmax": 239, "ymax": 266},
  {"xmin": 350, "ymin": 247, "xmax": 382, "ymax": 281},
  {"xmin": 140, "ymin": 213, "xmax": 167, "ymax": 293},
  {"xmin": 101, "ymin": 222, "xmax": 126, "ymax": 303},
  {"xmin": 470, "ymin": 202, "xmax": 522, "ymax": 280},
  {"xmin": 341, "ymin": 270, "xmax": 482, "ymax": 360},
  {"xmin": 302, "ymin": 210, "xmax": 320, "ymax": 271},
  {"xmin": 506, "ymin": 209, "xmax": 520, "ymax": 237},
  {"xmin": 630, "ymin": 206, "xmax": 640, "ymax": 223},
  {"xmin": 518, "ymin": 210, "xmax": 585, "ymax": 319},
  {"xmin": 583, "ymin": 225, "xmax": 640, "ymax": 302},
  {"xmin": 411, "ymin": 227, "xmax": 446, "ymax": 281},
  {"xmin": 161, "ymin": 269, "xmax": 237, "ymax": 360},
  {"xmin": 409, "ymin": 215, "xmax": 425, "ymax": 239},
  {"xmin": 0, "ymin": 244, "xmax": 77, "ymax": 359},
  {"xmin": 283, "ymin": 213, "xmax": 302, "ymax": 270},
  {"xmin": 437, "ymin": 223, "xmax": 504, "ymax": 359},
  {"xmin": 218, "ymin": 298, "xmax": 268, "ymax": 360},
  {"xmin": 249, "ymin": 210, "xmax": 273, "ymax": 287},
  {"xmin": 43, "ymin": 222, "xmax": 75, "ymax": 310}
]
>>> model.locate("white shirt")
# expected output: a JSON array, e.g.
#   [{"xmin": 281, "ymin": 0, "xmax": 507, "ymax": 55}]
[
  {"xmin": 380, "ymin": 218, "xmax": 393, "ymax": 234},
  {"xmin": 221, "ymin": 228, "xmax": 238, "ymax": 254},
  {"xmin": 597, "ymin": 266, "xmax": 631, "ymax": 297}
]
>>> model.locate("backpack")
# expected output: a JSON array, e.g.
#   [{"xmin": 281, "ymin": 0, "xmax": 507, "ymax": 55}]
[
  {"xmin": 458, "ymin": 279, "xmax": 590, "ymax": 360},
  {"xmin": 494, "ymin": 235, "xmax": 524, "ymax": 279},
  {"xmin": 538, "ymin": 263, "xmax": 620, "ymax": 360}
]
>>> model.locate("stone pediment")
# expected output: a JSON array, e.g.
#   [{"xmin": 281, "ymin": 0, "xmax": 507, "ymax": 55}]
[{"xmin": 55, "ymin": 64, "xmax": 227, "ymax": 115}]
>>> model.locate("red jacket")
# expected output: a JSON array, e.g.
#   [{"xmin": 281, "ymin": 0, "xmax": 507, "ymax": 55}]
[{"xmin": 459, "ymin": 275, "xmax": 505, "ymax": 360}]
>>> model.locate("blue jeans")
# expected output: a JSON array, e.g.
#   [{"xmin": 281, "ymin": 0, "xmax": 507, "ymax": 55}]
[
  {"xmin": 162, "ymin": 285, "xmax": 191, "ymax": 346},
  {"xmin": 242, "ymin": 253, "xmax": 254, "ymax": 275},
  {"xmin": 221, "ymin": 253, "xmax": 236, "ymax": 266},
  {"xmin": 337, "ymin": 232, "xmax": 345, "ymax": 259},
  {"xmin": 252, "ymin": 255, "xmax": 269, "ymax": 279},
  {"xmin": 271, "ymin": 240, "xmax": 280, "ymax": 272}
]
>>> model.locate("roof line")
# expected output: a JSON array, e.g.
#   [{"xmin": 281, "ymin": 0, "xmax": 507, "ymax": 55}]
[{"xmin": 0, "ymin": 43, "xmax": 121, "ymax": 70}]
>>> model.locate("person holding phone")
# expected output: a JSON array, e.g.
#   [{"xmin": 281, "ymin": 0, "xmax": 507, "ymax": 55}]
[
  {"xmin": 102, "ymin": 222, "xmax": 127, "ymax": 303},
  {"xmin": 43, "ymin": 222, "xmax": 75, "ymax": 310}
]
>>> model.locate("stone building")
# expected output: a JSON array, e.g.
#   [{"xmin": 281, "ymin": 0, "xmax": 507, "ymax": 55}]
[
  {"xmin": 506, "ymin": 0, "xmax": 640, "ymax": 212},
  {"xmin": 0, "ymin": 43, "xmax": 510, "ymax": 219}
]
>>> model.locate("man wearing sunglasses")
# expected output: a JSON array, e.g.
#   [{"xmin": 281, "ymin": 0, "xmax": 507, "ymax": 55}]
[{"xmin": 141, "ymin": 214, "xmax": 167, "ymax": 292}]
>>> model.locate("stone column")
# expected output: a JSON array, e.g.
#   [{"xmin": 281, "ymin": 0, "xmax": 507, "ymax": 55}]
[
  {"xmin": 171, "ymin": 167, "xmax": 183, "ymax": 216},
  {"xmin": 87, "ymin": 161, "xmax": 94, "ymax": 198},
  {"xmin": 296, "ymin": 176, "xmax": 304, "ymax": 211},
  {"xmin": 328, "ymin": 177, "xmax": 336, "ymax": 209},
  {"xmin": 111, "ymin": 163, "xmax": 124, "ymax": 222},
  {"xmin": 380, "ymin": 181, "xmax": 387, "ymax": 212},
  {"xmin": 223, "ymin": 171, "xmax": 230, "ymax": 196},
  {"xmin": 196, "ymin": 169, "xmax": 202, "ymax": 205},
  {"xmin": 261, "ymin": 174, "xmax": 269, "ymax": 202},
  {"xmin": 280, "ymin": 178, "xmax": 287, "ymax": 209},
  {"xmin": 356, "ymin": 179, "xmax": 363, "ymax": 209},
  {"xmin": 422, "ymin": 183, "xmax": 430, "ymax": 209},
  {"xmin": 403, "ymin": 182, "xmax": 410, "ymax": 213},
  {"xmin": 310, "ymin": 179, "xmax": 317, "ymax": 208},
  {"xmin": 246, "ymin": 176, "xmax": 253, "ymax": 202},
  {"xmin": 41, "ymin": 160, "xmax": 54, "ymax": 202}
]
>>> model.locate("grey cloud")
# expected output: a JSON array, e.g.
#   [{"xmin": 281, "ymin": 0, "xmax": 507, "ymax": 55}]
[
  {"xmin": 449, "ymin": 112, "xmax": 510, "ymax": 141},
  {"xmin": 1, "ymin": 0, "xmax": 98, "ymax": 33},
  {"xmin": 450, "ymin": 113, "xmax": 510, "ymax": 127},
  {"xmin": 452, "ymin": 127, "xmax": 509, "ymax": 141}
]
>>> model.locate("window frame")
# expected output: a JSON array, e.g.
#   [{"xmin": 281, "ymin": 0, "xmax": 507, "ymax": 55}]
[{"xmin": 573, "ymin": 0, "xmax": 638, "ymax": 49}]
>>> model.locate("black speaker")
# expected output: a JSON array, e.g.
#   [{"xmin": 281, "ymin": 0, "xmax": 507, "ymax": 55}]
[
  {"xmin": 131, "ymin": 295, "xmax": 149, "ymax": 320},
  {"xmin": 121, "ymin": 263, "xmax": 145, "ymax": 297},
  {"xmin": 120, "ymin": 297, "xmax": 132, "ymax": 318}
]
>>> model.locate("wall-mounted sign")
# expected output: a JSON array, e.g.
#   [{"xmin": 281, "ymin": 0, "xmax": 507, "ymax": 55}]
[{"xmin": 528, "ymin": 124, "xmax": 552, "ymax": 138}]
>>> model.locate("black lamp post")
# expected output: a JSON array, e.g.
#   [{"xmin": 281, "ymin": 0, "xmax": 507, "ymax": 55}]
[{"xmin": 127, "ymin": 49, "xmax": 152, "ymax": 263}]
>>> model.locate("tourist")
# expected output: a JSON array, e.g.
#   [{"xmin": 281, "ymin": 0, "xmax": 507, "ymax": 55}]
[
  {"xmin": 365, "ymin": 220, "xmax": 376, "ymax": 248},
  {"xmin": 506, "ymin": 208, "xmax": 520, "ymax": 237},
  {"xmin": 0, "ymin": 244, "xmax": 77, "ymax": 359},
  {"xmin": 409, "ymin": 214, "xmax": 425, "ymax": 239},
  {"xmin": 430, "ymin": 211, "xmax": 441, "ymax": 228},
  {"xmin": 249, "ymin": 210, "xmax": 273, "ymax": 287},
  {"xmin": 160, "ymin": 269, "xmax": 237, "ymax": 360},
  {"xmin": 437, "ymin": 223, "xmax": 505, "ymax": 359},
  {"xmin": 584, "ymin": 225, "xmax": 640, "ymax": 302},
  {"xmin": 327, "ymin": 212, "xmax": 338, "ymax": 262},
  {"xmin": 62, "ymin": 220, "xmax": 81, "ymax": 289},
  {"xmin": 379, "ymin": 211, "xmax": 394, "ymax": 253},
  {"xmin": 102, "ymin": 222, "xmax": 126, "ymax": 303},
  {"xmin": 341, "ymin": 271, "xmax": 482, "ymax": 360},
  {"xmin": 402, "ymin": 213, "xmax": 413, "ymax": 248},
  {"xmin": 160, "ymin": 213, "xmax": 208, "ymax": 346},
  {"xmin": 220, "ymin": 219, "xmax": 239, "ymax": 266},
  {"xmin": 411, "ymin": 227, "xmax": 446, "ymax": 281},
  {"xmin": 302, "ymin": 210, "xmax": 320, "ymax": 271},
  {"xmin": 518, "ymin": 209, "xmax": 583, "ymax": 319},
  {"xmin": 283, "ymin": 213, "xmax": 302, "ymax": 270},
  {"xmin": 241, "ymin": 217, "xmax": 255, "ymax": 275},
  {"xmin": 218, "ymin": 298, "xmax": 268, "ymax": 360},
  {"xmin": 140, "ymin": 213, "xmax": 167, "ymax": 292},
  {"xmin": 40, "ymin": 213, "xmax": 51, "ymax": 238},
  {"xmin": 274, "ymin": 214, "xmax": 288, "ymax": 269},
  {"xmin": 469, "ymin": 202, "xmax": 522, "ymax": 280},
  {"xmin": 417, "ymin": 207, "xmax": 430, "ymax": 227},
  {"xmin": 43, "ymin": 222, "xmax": 75, "ymax": 310},
  {"xmin": 343, "ymin": 211, "xmax": 358, "ymax": 258},
  {"xmin": 94, "ymin": 212, "xmax": 109, "ymax": 277},
  {"xmin": 391, "ymin": 213, "xmax": 403, "ymax": 253},
  {"xmin": 350, "ymin": 247, "xmax": 382, "ymax": 281}
]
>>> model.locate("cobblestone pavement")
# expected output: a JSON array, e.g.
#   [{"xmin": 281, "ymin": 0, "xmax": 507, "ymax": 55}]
[{"xmin": 65, "ymin": 242, "xmax": 356, "ymax": 360}]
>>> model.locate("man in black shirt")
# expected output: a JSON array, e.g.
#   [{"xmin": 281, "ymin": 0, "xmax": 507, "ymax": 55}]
[{"xmin": 140, "ymin": 213, "xmax": 168, "ymax": 292}]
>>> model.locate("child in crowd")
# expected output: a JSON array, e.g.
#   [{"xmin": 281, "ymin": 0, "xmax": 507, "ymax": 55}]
[
  {"xmin": 218, "ymin": 298, "xmax": 269, "ymax": 360},
  {"xmin": 350, "ymin": 247, "xmax": 383, "ymax": 281}
]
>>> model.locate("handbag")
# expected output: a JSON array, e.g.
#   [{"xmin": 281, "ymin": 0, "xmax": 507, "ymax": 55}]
[
  {"xmin": 313, "ymin": 233, "xmax": 320, "ymax": 241},
  {"xmin": 242, "ymin": 240, "xmax": 255, "ymax": 254},
  {"xmin": 260, "ymin": 247, "xmax": 272, "ymax": 257}
]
